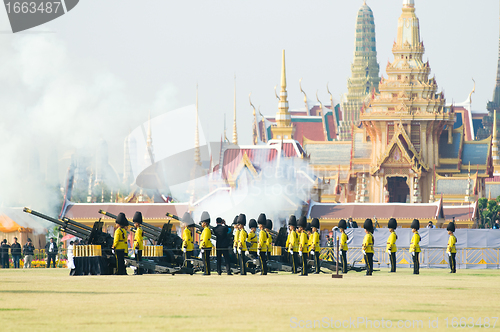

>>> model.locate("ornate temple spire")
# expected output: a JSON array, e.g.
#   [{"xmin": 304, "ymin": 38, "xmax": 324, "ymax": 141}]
[
  {"xmin": 493, "ymin": 109, "xmax": 499, "ymax": 166},
  {"xmin": 194, "ymin": 85, "xmax": 201, "ymax": 166},
  {"xmin": 271, "ymin": 50, "xmax": 295, "ymax": 140},
  {"xmin": 145, "ymin": 110, "xmax": 154, "ymax": 164},
  {"xmin": 249, "ymin": 93, "xmax": 258, "ymax": 145},
  {"xmin": 232, "ymin": 76, "xmax": 238, "ymax": 145},
  {"xmin": 396, "ymin": 0, "xmax": 420, "ymax": 49}
]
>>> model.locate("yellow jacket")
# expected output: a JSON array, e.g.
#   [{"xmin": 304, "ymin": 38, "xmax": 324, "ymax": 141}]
[
  {"xmin": 311, "ymin": 232, "xmax": 320, "ymax": 252},
  {"xmin": 409, "ymin": 232, "xmax": 421, "ymax": 253},
  {"xmin": 113, "ymin": 227, "xmax": 128, "ymax": 250},
  {"xmin": 134, "ymin": 227, "xmax": 144, "ymax": 250},
  {"xmin": 287, "ymin": 230, "xmax": 299, "ymax": 252},
  {"xmin": 299, "ymin": 231, "xmax": 308, "ymax": 253},
  {"xmin": 233, "ymin": 229, "xmax": 240, "ymax": 248},
  {"xmin": 248, "ymin": 231, "xmax": 258, "ymax": 252},
  {"xmin": 362, "ymin": 233, "xmax": 374, "ymax": 254},
  {"xmin": 340, "ymin": 232, "xmax": 348, "ymax": 251},
  {"xmin": 200, "ymin": 227, "xmax": 212, "ymax": 249},
  {"xmin": 182, "ymin": 227, "xmax": 194, "ymax": 251},
  {"xmin": 239, "ymin": 229, "xmax": 248, "ymax": 250},
  {"xmin": 447, "ymin": 234, "xmax": 457, "ymax": 253},
  {"xmin": 258, "ymin": 230, "xmax": 268, "ymax": 252},
  {"xmin": 266, "ymin": 231, "xmax": 272, "ymax": 252},
  {"xmin": 386, "ymin": 232, "xmax": 397, "ymax": 253}
]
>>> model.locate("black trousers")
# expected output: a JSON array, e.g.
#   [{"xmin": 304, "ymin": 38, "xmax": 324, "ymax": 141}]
[
  {"xmin": 291, "ymin": 252, "xmax": 299, "ymax": 274},
  {"xmin": 412, "ymin": 252, "xmax": 419, "ymax": 274},
  {"xmin": 341, "ymin": 250, "xmax": 347, "ymax": 273},
  {"xmin": 216, "ymin": 248, "xmax": 231, "ymax": 275},
  {"xmin": 449, "ymin": 253, "xmax": 456, "ymax": 273},
  {"xmin": 301, "ymin": 253, "xmax": 308, "ymax": 275},
  {"xmin": 47, "ymin": 254, "xmax": 56, "ymax": 268},
  {"xmin": 365, "ymin": 253, "xmax": 373, "ymax": 275},
  {"xmin": 135, "ymin": 250, "xmax": 143, "ymax": 275},
  {"xmin": 183, "ymin": 250, "xmax": 193, "ymax": 269},
  {"xmin": 1, "ymin": 255, "xmax": 9, "ymax": 268},
  {"xmin": 312, "ymin": 251, "xmax": 320, "ymax": 273},
  {"xmin": 267, "ymin": 251, "xmax": 272, "ymax": 262},
  {"xmin": 239, "ymin": 250, "xmax": 246, "ymax": 275},
  {"xmin": 389, "ymin": 252, "xmax": 396, "ymax": 272},
  {"xmin": 115, "ymin": 249, "xmax": 127, "ymax": 275},
  {"xmin": 202, "ymin": 249, "xmax": 211, "ymax": 275},
  {"xmin": 259, "ymin": 252, "xmax": 268, "ymax": 275}
]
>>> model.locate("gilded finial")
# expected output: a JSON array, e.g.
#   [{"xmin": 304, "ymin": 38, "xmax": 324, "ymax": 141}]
[
  {"xmin": 299, "ymin": 78, "xmax": 309, "ymax": 113},
  {"xmin": 250, "ymin": 92, "xmax": 258, "ymax": 145},
  {"xmin": 232, "ymin": 75, "xmax": 238, "ymax": 145},
  {"xmin": 281, "ymin": 49, "xmax": 286, "ymax": 90},
  {"xmin": 194, "ymin": 85, "xmax": 201, "ymax": 166}
]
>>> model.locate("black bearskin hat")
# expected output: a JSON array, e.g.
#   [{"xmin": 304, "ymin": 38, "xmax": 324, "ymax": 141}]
[
  {"xmin": 306, "ymin": 223, "xmax": 312, "ymax": 232},
  {"xmin": 249, "ymin": 219, "xmax": 257, "ymax": 228},
  {"xmin": 257, "ymin": 213, "xmax": 267, "ymax": 226},
  {"xmin": 237, "ymin": 214, "xmax": 246, "ymax": 226},
  {"xmin": 411, "ymin": 219, "xmax": 420, "ymax": 230},
  {"xmin": 338, "ymin": 219, "xmax": 347, "ymax": 230},
  {"xmin": 116, "ymin": 212, "xmax": 129, "ymax": 227},
  {"xmin": 288, "ymin": 215, "xmax": 297, "ymax": 227},
  {"xmin": 200, "ymin": 211, "xmax": 211, "ymax": 225},
  {"xmin": 311, "ymin": 218, "xmax": 320, "ymax": 229},
  {"xmin": 388, "ymin": 218, "xmax": 397, "ymax": 230},
  {"xmin": 182, "ymin": 212, "xmax": 195, "ymax": 227},
  {"xmin": 297, "ymin": 216, "xmax": 307, "ymax": 229},
  {"xmin": 447, "ymin": 222, "xmax": 455, "ymax": 232},
  {"xmin": 266, "ymin": 219, "xmax": 273, "ymax": 230},
  {"xmin": 133, "ymin": 211, "xmax": 143, "ymax": 225},
  {"xmin": 363, "ymin": 218, "xmax": 374, "ymax": 233},
  {"xmin": 232, "ymin": 215, "xmax": 238, "ymax": 225}
]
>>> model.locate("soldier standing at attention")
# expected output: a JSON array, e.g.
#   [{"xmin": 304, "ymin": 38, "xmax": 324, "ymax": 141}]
[
  {"xmin": 112, "ymin": 212, "xmax": 129, "ymax": 275},
  {"xmin": 310, "ymin": 218, "xmax": 321, "ymax": 274},
  {"xmin": 247, "ymin": 219, "xmax": 258, "ymax": 259},
  {"xmin": 338, "ymin": 219, "xmax": 348, "ymax": 274},
  {"xmin": 386, "ymin": 218, "xmax": 398, "ymax": 273},
  {"xmin": 133, "ymin": 211, "xmax": 144, "ymax": 275},
  {"xmin": 286, "ymin": 215, "xmax": 299, "ymax": 274},
  {"xmin": 181, "ymin": 212, "xmax": 195, "ymax": 269},
  {"xmin": 297, "ymin": 216, "xmax": 309, "ymax": 276},
  {"xmin": 237, "ymin": 214, "xmax": 248, "ymax": 275},
  {"xmin": 199, "ymin": 211, "xmax": 213, "ymax": 275},
  {"xmin": 409, "ymin": 219, "xmax": 421, "ymax": 275},
  {"xmin": 362, "ymin": 219, "xmax": 374, "ymax": 276},
  {"xmin": 266, "ymin": 219, "xmax": 273, "ymax": 262},
  {"xmin": 257, "ymin": 214, "xmax": 268, "ymax": 275},
  {"xmin": 446, "ymin": 222, "xmax": 457, "ymax": 273},
  {"xmin": 232, "ymin": 216, "xmax": 240, "ymax": 267}
]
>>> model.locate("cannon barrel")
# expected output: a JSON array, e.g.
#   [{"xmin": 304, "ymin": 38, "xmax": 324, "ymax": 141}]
[
  {"xmin": 166, "ymin": 212, "xmax": 217, "ymax": 240},
  {"xmin": 23, "ymin": 207, "xmax": 91, "ymax": 239},
  {"xmin": 61, "ymin": 216, "xmax": 93, "ymax": 231},
  {"xmin": 98, "ymin": 210, "xmax": 161, "ymax": 237}
]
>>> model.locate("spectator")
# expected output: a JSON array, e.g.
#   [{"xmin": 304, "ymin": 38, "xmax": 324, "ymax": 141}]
[
  {"xmin": 10, "ymin": 237, "xmax": 21, "ymax": 268},
  {"xmin": 426, "ymin": 221, "xmax": 435, "ymax": 229},
  {"xmin": 67, "ymin": 241, "xmax": 75, "ymax": 274},
  {"xmin": 348, "ymin": 218, "xmax": 358, "ymax": 228},
  {"xmin": 326, "ymin": 235, "xmax": 334, "ymax": 247},
  {"xmin": 23, "ymin": 239, "xmax": 35, "ymax": 268},
  {"xmin": 45, "ymin": 238, "xmax": 58, "ymax": 268},
  {"xmin": 1, "ymin": 239, "xmax": 10, "ymax": 268},
  {"xmin": 493, "ymin": 220, "xmax": 500, "ymax": 230}
]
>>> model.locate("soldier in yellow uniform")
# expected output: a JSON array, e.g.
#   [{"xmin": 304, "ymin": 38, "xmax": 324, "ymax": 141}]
[
  {"xmin": 181, "ymin": 212, "xmax": 195, "ymax": 269},
  {"xmin": 247, "ymin": 219, "xmax": 258, "ymax": 259},
  {"xmin": 297, "ymin": 216, "xmax": 309, "ymax": 276},
  {"xmin": 257, "ymin": 214, "xmax": 268, "ymax": 275},
  {"xmin": 446, "ymin": 222, "xmax": 457, "ymax": 273},
  {"xmin": 133, "ymin": 211, "xmax": 144, "ymax": 275},
  {"xmin": 338, "ymin": 219, "xmax": 348, "ymax": 274},
  {"xmin": 199, "ymin": 211, "xmax": 212, "ymax": 275},
  {"xmin": 232, "ymin": 216, "xmax": 240, "ymax": 267},
  {"xmin": 112, "ymin": 212, "xmax": 129, "ymax": 275},
  {"xmin": 266, "ymin": 219, "xmax": 273, "ymax": 262},
  {"xmin": 237, "ymin": 214, "xmax": 248, "ymax": 275},
  {"xmin": 386, "ymin": 218, "xmax": 398, "ymax": 273},
  {"xmin": 286, "ymin": 215, "xmax": 299, "ymax": 273},
  {"xmin": 362, "ymin": 219, "xmax": 374, "ymax": 276},
  {"xmin": 310, "ymin": 218, "xmax": 321, "ymax": 274},
  {"xmin": 409, "ymin": 219, "xmax": 421, "ymax": 275}
]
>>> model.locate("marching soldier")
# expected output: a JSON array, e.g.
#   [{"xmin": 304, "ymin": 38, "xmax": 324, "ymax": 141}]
[
  {"xmin": 247, "ymin": 219, "xmax": 258, "ymax": 259},
  {"xmin": 112, "ymin": 212, "xmax": 129, "ymax": 275},
  {"xmin": 133, "ymin": 211, "xmax": 144, "ymax": 275},
  {"xmin": 310, "ymin": 218, "xmax": 321, "ymax": 274},
  {"xmin": 446, "ymin": 222, "xmax": 457, "ymax": 273},
  {"xmin": 181, "ymin": 212, "xmax": 195, "ymax": 269},
  {"xmin": 266, "ymin": 219, "xmax": 273, "ymax": 262},
  {"xmin": 410, "ymin": 219, "xmax": 421, "ymax": 275},
  {"xmin": 257, "ymin": 214, "xmax": 268, "ymax": 275},
  {"xmin": 338, "ymin": 219, "xmax": 348, "ymax": 274},
  {"xmin": 199, "ymin": 211, "xmax": 213, "ymax": 275},
  {"xmin": 286, "ymin": 215, "xmax": 299, "ymax": 273},
  {"xmin": 237, "ymin": 214, "xmax": 248, "ymax": 275},
  {"xmin": 362, "ymin": 218, "xmax": 374, "ymax": 276},
  {"xmin": 386, "ymin": 218, "xmax": 398, "ymax": 273},
  {"xmin": 297, "ymin": 216, "xmax": 308, "ymax": 276}
]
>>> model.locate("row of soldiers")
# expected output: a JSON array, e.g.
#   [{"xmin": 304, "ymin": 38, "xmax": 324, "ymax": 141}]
[{"xmin": 336, "ymin": 217, "xmax": 458, "ymax": 275}]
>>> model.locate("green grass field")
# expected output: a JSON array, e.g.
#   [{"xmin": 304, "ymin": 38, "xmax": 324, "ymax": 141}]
[{"xmin": 0, "ymin": 268, "xmax": 499, "ymax": 331}]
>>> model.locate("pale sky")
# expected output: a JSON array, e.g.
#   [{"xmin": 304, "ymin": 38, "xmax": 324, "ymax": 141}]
[{"xmin": 0, "ymin": 0, "xmax": 498, "ymax": 207}]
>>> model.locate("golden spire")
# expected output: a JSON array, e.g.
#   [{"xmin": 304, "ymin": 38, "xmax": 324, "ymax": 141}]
[
  {"xmin": 232, "ymin": 76, "xmax": 238, "ymax": 145},
  {"xmin": 271, "ymin": 50, "xmax": 295, "ymax": 140},
  {"xmin": 194, "ymin": 85, "xmax": 201, "ymax": 166},
  {"xmin": 327, "ymin": 83, "xmax": 337, "ymax": 140},
  {"xmin": 396, "ymin": 0, "xmax": 420, "ymax": 48},
  {"xmin": 249, "ymin": 93, "xmax": 258, "ymax": 145},
  {"xmin": 145, "ymin": 110, "xmax": 154, "ymax": 163},
  {"xmin": 493, "ymin": 109, "xmax": 499, "ymax": 166}
]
